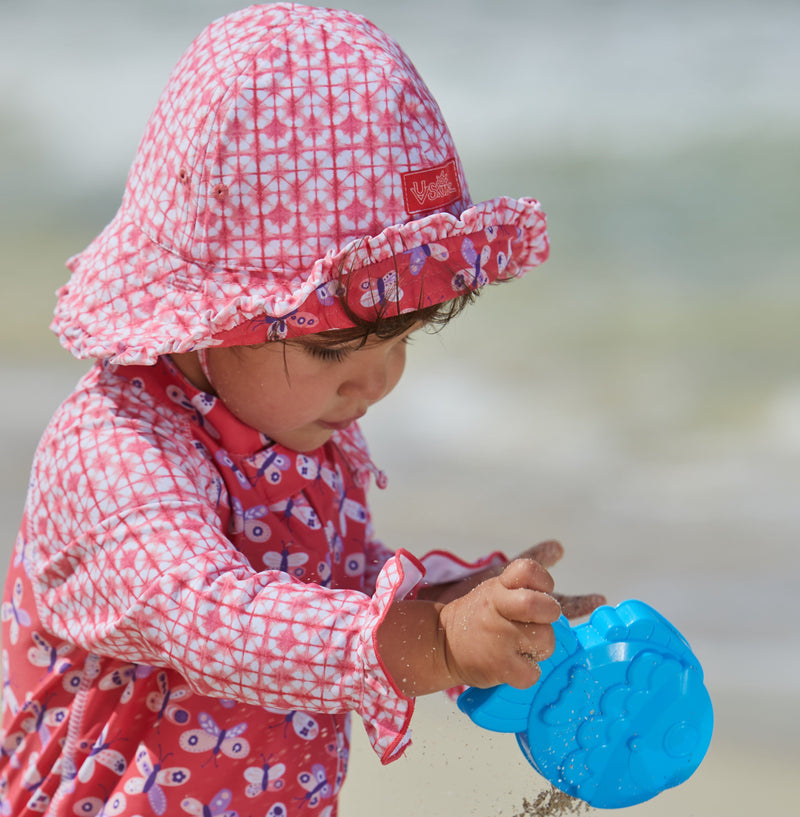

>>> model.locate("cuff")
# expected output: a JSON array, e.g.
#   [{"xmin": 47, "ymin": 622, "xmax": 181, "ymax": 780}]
[{"xmin": 357, "ymin": 549, "xmax": 423, "ymax": 763}]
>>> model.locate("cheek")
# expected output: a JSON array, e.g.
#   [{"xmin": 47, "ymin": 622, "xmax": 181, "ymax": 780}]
[
  {"xmin": 386, "ymin": 345, "xmax": 408, "ymax": 393},
  {"xmin": 209, "ymin": 354, "xmax": 283, "ymax": 423}
]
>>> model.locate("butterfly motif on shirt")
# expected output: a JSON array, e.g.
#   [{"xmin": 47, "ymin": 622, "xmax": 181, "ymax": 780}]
[
  {"xmin": 1, "ymin": 578, "xmax": 31, "ymax": 645},
  {"xmin": 261, "ymin": 543, "xmax": 309, "ymax": 579},
  {"xmin": 1, "ymin": 727, "xmax": 25, "ymax": 766},
  {"xmin": 245, "ymin": 449, "xmax": 291, "ymax": 486},
  {"xmin": 243, "ymin": 754, "xmax": 286, "ymax": 798},
  {"xmin": 21, "ymin": 751, "xmax": 49, "ymax": 812},
  {"xmin": 321, "ymin": 465, "xmax": 367, "ymax": 536},
  {"xmin": 325, "ymin": 726, "xmax": 350, "ymax": 794},
  {"xmin": 404, "ymin": 242, "xmax": 449, "ymax": 276},
  {"xmin": 72, "ymin": 790, "xmax": 127, "ymax": 817},
  {"xmin": 229, "ymin": 498, "xmax": 272, "ymax": 544},
  {"xmin": 180, "ymin": 787, "xmax": 238, "ymax": 817},
  {"xmin": 76, "ymin": 725, "xmax": 127, "ymax": 784},
  {"xmin": 451, "ymin": 236, "xmax": 491, "ymax": 292},
  {"xmin": 316, "ymin": 555, "xmax": 332, "ymax": 587},
  {"xmin": 146, "ymin": 672, "xmax": 192, "ymax": 730},
  {"xmin": 2, "ymin": 651, "xmax": 19, "ymax": 716},
  {"xmin": 98, "ymin": 664, "xmax": 152, "ymax": 705},
  {"xmin": 123, "ymin": 746, "xmax": 190, "ymax": 816},
  {"xmin": 13, "ymin": 535, "xmax": 33, "ymax": 573},
  {"xmin": 0, "ymin": 774, "xmax": 12, "ymax": 816},
  {"xmin": 322, "ymin": 521, "xmax": 344, "ymax": 568},
  {"xmin": 358, "ymin": 271, "xmax": 402, "ymax": 308},
  {"xmin": 20, "ymin": 748, "xmax": 43, "ymax": 789},
  {"xmin": 20, "ymin": 695, "xmax": 68, "ymax": 747},
  {"xmin": 62, "ymin": 650, "xmax": 102, "ymax": 698},
  {"xmin": 179, "ymin": 712, "xmax": 250, "ymax": 765},
  {"xmin": 269, "ymin": 496, "xmax": 321, "ymax": 531},
  {"xmin": 296, "ymin": 764, "xmax": 332, "ymax": 808},
  {"xmin": 266, "ymin": 709, "xmax": 320, "ymax": 742},
  {"xmin": 166, "ymin": 386, "xmax": 220, "ymax": 439},
  {"xmin": 215, "ymin": 450, "xmax": 253, "ymax": 490},
  {"xmin": 27, "ymin": 632, "xmax": 72, "ymax": 675},
  {"xmin": 295, "ymin": 454, "xmax": 322, "ymax": 481}
]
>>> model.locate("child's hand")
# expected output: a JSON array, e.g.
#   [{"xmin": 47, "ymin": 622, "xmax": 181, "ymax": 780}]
[
  {"xmin": 377, "ymin": 541, "xmax": 606, "ymax": 696},
  {"xmin": 422, "ymin": 539, "xmax": 606, "ymax": 620},
  {"xmin": 437, "ymin": 558, "xmax": 562, "ymax": 690}
]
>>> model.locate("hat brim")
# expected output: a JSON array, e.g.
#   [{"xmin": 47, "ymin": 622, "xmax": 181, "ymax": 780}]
[{"xmin": 52, "ymin": 196, "xmax": 548, "ymax": 365}]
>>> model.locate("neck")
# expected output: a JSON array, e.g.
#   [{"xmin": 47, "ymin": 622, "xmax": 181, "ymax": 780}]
[{"xmin": 169, "ymin": 351, "xmax": 214, "ymax": 393}]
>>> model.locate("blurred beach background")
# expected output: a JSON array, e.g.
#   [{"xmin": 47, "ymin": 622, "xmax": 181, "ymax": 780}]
[{"xmin": 1, "ymin": 0, "xmax": 798, "ymax": 814}]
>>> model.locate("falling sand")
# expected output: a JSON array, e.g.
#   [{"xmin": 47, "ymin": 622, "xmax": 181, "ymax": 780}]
[{"xmin": 508, "ymin": 785, "xmax": 592, "ymax": 817}]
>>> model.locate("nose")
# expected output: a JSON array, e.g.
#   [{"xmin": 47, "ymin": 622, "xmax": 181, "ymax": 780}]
[
  {"xmin": 340, "ymin": 336, "xmax": 410, "ymax": 405},
  {"xmin": 339, "ymin": 356, "xmax": 390, "ymax": 404}
]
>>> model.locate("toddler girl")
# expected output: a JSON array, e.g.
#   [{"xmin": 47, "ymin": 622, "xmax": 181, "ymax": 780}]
[{"xmin": 0, "ymin": 5, "xmax": 602, "ymax": 815}]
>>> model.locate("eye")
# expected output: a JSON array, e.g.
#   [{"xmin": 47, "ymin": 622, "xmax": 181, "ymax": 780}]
[{"xmin": 305, "ymin": 345, "xmax": 351, "ymax": 363}]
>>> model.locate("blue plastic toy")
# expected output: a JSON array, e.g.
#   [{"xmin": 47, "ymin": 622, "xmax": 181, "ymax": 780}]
[{"xmin": 457, "ymin": 600, "xmax": 713, "ymax": 809}]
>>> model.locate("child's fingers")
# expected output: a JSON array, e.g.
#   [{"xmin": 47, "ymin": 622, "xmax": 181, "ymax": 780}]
[
  {"xmin": 499, "ymin": 557, "xmax": 556, "ymax": 594},
  {"xmin": 555, "ymin": 592, "xmax": 607, "ymax": 620},
  {"xmin": 495, "ymin": 587, "xmax": 561, "ymax": 625},
  {"xmin": 515, "ymin": 539, "xmax": 564, "ymax": 568},
  {"xmin": 503, "ymin": 654, "xmax": 543, "ymax": 690}
]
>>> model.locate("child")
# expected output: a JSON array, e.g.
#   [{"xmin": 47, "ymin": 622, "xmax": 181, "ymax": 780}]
[{"xmin": 0, "ymin": 5, "xmax": 603, "ymax": 815}]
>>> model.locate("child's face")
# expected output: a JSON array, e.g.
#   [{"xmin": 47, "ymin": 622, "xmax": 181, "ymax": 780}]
[{"xmin": 202, "ymin": 327, "xmax": 417, "ymax": 452}]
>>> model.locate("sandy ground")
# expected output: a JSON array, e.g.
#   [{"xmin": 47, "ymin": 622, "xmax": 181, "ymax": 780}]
[{"xmin": 340, "ymin": 694, "xmax": 796, "ymax": 817}]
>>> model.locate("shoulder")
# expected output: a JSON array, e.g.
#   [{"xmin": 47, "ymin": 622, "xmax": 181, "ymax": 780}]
[{"xmin": 30, "ymin": 362, "xmax": 220, "ymax": 511}]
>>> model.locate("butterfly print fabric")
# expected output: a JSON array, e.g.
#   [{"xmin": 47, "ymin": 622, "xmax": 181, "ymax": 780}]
[{"xmin": 0, "ymin": 356, "xmax": 428, "ymax": 815}]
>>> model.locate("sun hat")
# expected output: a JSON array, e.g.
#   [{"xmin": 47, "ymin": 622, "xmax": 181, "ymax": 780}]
[{"xmin": 52, "ymin": 3, "xmax": 549, "ymax": 366}]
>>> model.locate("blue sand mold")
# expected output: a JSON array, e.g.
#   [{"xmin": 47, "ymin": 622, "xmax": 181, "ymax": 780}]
[{"xmin": 458, "ymin": 600, "xmax": 713, "ymax": 809}]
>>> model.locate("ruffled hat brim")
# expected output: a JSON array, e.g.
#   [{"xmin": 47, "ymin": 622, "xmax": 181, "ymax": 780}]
[{"xmin": 52, "ymin": 195, "xmax": 548, "ymax": 365}]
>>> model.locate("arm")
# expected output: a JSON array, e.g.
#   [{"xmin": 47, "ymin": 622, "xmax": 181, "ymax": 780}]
[
  {"xmin": 377, "ymin": 558, "xmax": 560, "ymax": 696},
  {"xmin": 26, "ymin": 386, "xmax": 409, "ymax": 718}
]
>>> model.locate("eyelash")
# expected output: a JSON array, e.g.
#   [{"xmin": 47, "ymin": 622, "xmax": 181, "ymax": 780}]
[
  {"xmin": 305, "ymin": 346, "xmax": 351, "ymax": 363},
  {"xmin": 304, "ymin": 334, "xmax": 414, "ymax": 363}
]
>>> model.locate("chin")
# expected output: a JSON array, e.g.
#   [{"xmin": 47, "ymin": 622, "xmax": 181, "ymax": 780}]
[{"xmin": 269, "ymin": 429, "xmax": 334, "ymax": 453}]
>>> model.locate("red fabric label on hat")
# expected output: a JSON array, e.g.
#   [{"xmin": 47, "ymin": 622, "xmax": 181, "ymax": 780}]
[{"xmin": 401, "ymin": 159, "xmax": 462, "ymax": 214}]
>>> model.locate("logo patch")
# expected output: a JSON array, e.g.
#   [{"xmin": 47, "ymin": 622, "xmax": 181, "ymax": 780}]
[{"xmin": 401, "ymin": 159, "xmax": 462, "ymax": 214}]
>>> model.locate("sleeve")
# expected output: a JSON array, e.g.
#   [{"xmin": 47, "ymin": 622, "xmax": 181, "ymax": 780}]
[{"xmin": 25, "ymin": 392, "xmax": 417, "ymax": 763}]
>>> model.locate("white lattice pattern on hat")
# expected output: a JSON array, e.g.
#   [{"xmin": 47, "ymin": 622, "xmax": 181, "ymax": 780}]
[
  {"xmin": 53, "ymin": 5, "xmax": 548, "ymax": 365},
  {"xmin": 125, "ymin": 5, "xmax": 462, "ymax": 277}
]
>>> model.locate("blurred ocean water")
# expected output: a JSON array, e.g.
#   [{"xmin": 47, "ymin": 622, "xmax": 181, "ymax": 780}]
[{"xmin": 1, "ymin": 1, "xmax": 798, "ymax": 814}]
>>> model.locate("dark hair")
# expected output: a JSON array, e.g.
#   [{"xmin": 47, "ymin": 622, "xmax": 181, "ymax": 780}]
[
  {"xmin": 308, "ymin": 290, "xmax": 477, "ymax": 348},
  {"xmin": 298, "ymin": 248, "xmax": 480, "ymax": 348}
]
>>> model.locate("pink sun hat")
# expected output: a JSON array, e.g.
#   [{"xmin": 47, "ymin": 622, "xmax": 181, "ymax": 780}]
[{"xmin": 52, "ymin": 3, "xmax": 549, "ymax": 365}]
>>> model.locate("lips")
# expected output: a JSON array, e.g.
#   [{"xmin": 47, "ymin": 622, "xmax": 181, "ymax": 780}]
[{"xmin": 318, "ymin": 411, "xmax": 366, "ymax": 431}]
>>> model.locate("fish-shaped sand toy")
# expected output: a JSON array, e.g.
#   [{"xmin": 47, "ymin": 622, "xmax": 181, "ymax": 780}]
[{"xmin": 458, "ymin": 600, "xmax": 713, "ymax": 809}]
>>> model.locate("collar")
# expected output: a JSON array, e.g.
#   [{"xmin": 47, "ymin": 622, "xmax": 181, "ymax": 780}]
[{"xmin": 114, "ymin": 357, "xmax": 386, "ymax": 501}]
